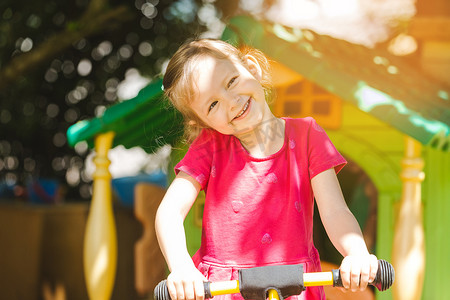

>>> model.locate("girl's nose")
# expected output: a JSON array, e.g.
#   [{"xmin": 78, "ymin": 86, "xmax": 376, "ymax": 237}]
[{"xmin": 226, "ymin": 93, "xmax": 241, "ymax": 112}]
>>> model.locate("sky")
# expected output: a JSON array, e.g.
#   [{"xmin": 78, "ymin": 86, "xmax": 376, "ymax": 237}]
[{"xmin": 243, "ymin": 0, "xmax": 416, "ymax": 47}]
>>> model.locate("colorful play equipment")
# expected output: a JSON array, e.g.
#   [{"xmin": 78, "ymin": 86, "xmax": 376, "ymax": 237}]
[{"xmin": 67, "ymin": 15, "xmax": 450, "ymax": 300}]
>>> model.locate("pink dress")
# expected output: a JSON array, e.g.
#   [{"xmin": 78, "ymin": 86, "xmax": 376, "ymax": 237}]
[{"xmin": 175, "ymin": 117, "xmax": 347, "ymax": 300}]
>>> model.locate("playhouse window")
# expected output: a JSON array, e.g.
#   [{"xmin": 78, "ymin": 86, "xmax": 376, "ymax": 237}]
[{"xmin": 274, "ymin": 79, "xmax": 342, "ymax": 130}]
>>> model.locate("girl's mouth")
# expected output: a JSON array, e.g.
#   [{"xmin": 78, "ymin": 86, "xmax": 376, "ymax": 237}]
[{"xmin": 233, "ymin": 99, "xmax": 251, "ymax": 121}]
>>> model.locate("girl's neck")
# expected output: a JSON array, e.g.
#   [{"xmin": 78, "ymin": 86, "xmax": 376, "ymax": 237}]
[{"xmin": 236, "ymin": 117, "xmax": 285, "ymax": 158}]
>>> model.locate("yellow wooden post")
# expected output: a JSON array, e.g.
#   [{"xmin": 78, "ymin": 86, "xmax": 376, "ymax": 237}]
[
  {"xmin": 84, "ymin": 132, "xmax": 117, "ymax": 300},
  {"xmin": 392, "ymin": 136, "xmax": 425, "ymax": 300}
]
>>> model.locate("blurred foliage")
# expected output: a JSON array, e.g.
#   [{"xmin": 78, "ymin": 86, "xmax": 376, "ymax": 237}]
[{"xmin": 0, "ymin": 0, "xmax": 240, "ymax": 200}]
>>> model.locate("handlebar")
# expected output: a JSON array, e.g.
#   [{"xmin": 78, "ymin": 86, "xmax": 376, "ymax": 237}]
[{"xmin": 154, "ymin": 259, "xmax": 394, "ymax": 300}]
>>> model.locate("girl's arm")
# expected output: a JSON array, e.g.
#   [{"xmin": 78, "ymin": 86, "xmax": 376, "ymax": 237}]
[
  {"xmin": 155, "ymin": 171, "xmax": 206, "ymax": 300},
  {"xmin": 312, "ymin": 168, "xmax": 378, "ymax": 292}
]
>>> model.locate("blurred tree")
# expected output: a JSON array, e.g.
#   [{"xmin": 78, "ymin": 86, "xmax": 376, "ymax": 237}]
[{"xmin": 0, "ymin": 0, "xmax": 240, "ymax": 200}]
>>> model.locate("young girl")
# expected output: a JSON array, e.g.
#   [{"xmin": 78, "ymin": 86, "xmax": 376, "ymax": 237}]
[{"xmin": 155, "ymin": 39, "xmax": 378, "ymax": 300}]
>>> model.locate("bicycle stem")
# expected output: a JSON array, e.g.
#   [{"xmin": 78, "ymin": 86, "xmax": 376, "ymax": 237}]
[{"xmin": 206, "ymin": 270, "xmax": 334, "ymax": 298}]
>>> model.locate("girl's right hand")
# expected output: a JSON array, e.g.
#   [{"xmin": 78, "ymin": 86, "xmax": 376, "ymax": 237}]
[{"xmin": 167, "ymin": 265, "xmax": 208, "ymax": 300}]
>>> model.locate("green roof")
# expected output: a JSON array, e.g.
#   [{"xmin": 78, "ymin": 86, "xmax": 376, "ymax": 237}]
[
  {"xmin": 66, "ymin": 78, "xmax": 183, "ymax": 152},
  {"xmin": 66, "ymin": 15, "xmax": 450, "ymax": 152}
]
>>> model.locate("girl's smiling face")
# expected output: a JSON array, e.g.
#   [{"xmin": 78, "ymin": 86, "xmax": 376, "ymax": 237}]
[{"xmin": 189, "ymin": 55, "xmax": 271, "ymax": 138}]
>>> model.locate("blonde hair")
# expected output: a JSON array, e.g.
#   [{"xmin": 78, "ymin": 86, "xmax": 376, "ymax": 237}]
[{"xmin": 163, "ymin": 38, "xmax": 273, "ymax": 143}]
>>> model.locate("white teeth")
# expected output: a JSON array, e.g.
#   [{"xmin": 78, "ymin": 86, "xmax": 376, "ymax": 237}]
[{"xmin": 235, "ymin": 101, "xmax": 249, "ymax": 119}]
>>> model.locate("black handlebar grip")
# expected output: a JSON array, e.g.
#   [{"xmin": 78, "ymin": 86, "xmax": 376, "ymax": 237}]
[
  {"xmin": 204, "ymin": 281, "xmax": 213, "ymax": 298},
  {"xmin": 154, "ymin": 279, "xmax": 213, "ymax": 300},
  {"xmin": 154, "ymin": 280, "xmax": 171, "ymax": 300},
  {"xmin": 372, "ymin": 259, "xmax": 395, "ymax": 291},
  {"xmin": 332, "ymin": 259, "xmax": 395, "ymax": 291}
]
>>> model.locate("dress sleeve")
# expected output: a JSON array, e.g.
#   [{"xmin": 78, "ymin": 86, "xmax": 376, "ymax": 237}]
[
  {"xmin": 174, "ymin": 129, "xmax": 214, "ymax": 190},
  {"xmin": 306, "ymin": 117, "xmax": 347, "ymax": 178}
]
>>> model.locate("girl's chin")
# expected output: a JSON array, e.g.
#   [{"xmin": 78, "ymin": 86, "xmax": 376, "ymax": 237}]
[{"xmin": 234, "ymin": 120, "xmax": 263, "ymax": 136}]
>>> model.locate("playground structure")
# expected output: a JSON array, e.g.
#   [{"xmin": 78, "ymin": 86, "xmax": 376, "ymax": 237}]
[{"xmin": 66, "ymin": 15, "xmax": 450, "ymax": 300}]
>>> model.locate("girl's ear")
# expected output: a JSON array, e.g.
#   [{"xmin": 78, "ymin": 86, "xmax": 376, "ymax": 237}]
[{"xmin": 244, "ymin": 55, "xmax": 263, "ymax": 81}]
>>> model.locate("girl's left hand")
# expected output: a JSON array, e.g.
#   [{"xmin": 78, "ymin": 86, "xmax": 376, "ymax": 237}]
[{"xmin": 338, "ymin": 254, "xmax": 378, "ymax": 292}]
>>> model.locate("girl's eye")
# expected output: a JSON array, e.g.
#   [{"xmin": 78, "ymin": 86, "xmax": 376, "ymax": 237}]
[
  {"xmin": 227, "ymin": 76, "xmax": 237, "ymax": 88},
  {"xmin": 208, "ymin": 101, "xmax": 218, "ymax": 113}
]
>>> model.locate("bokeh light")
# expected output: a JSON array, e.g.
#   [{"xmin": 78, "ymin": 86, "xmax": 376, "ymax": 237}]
[
  {"xmin": 46, "ymin": 103, "xmax": 60, "ymax": 118},
  {"xmin": 138, "ymin": 41, "xmax": 153, "ymax": 56},
  {"xmin": 0, "ymin": 110, "xmax": 12, "ymax": 124},
  {"xmin": 77, "ymin": 59, "xmax": 92, "ymax": 76},
  {"xmin": 20, "ymin": 38, "xmax": 33, "ymax": 52}
]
